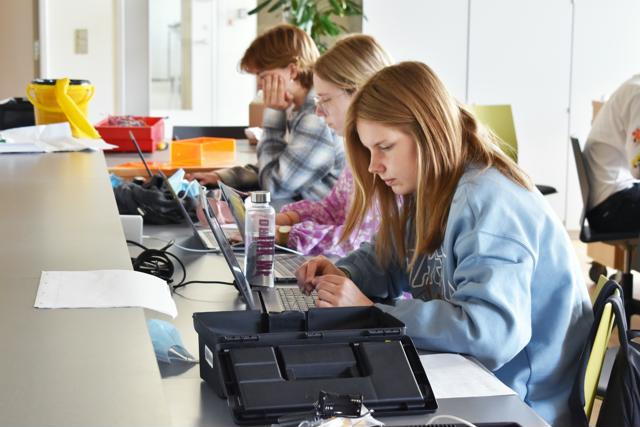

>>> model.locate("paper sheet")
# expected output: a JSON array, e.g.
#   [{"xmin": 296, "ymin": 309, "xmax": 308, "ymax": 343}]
[
  {"xmin": 420, "ymin": 353, "xmax": 517, "ymax": 399},
  {"xmin": 35, "ymin": 270, "xmax": 177, "ymax": 318},
  {"xmin": 0, "ymin": 122, "xmax": 116, "ymax": 153}
]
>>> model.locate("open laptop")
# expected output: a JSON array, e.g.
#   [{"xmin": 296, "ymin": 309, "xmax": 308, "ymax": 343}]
[
  {"xmin": 218, "ymin": 182, "xmax": 308, "ymax": 282},
  {"xmin": 127, "ymin": 130, "xmax": 222, "ymax": 251},
  {"xmin": 199, "ymin": 190, "xmax": 317, "ymax": 312},
  {"xmin": 159, "ymin": 172, "xmax": 221, "ymax": 251}
]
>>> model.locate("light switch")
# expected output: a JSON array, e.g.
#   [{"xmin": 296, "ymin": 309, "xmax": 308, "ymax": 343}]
[{"xmin": 75, "ymin": 29, "xmax": 88, "ymax": 54}]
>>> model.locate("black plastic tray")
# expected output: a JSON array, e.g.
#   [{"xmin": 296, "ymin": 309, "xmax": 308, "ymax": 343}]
[{"xmin": 193, "ymin": 307, "xmax": 438, "ymax": 425}]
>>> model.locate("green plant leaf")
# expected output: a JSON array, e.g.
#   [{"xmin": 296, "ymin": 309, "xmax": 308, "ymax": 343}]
[
  {"xmin": 328, "ymin": 0, "xmax": 342, "ymax": 14},
  {"xmin": 345, "ymin": 0, "xmax": 362, "ymax": 15},
  {"xmin": 318, "ymin": 14, "xmax": 341, "ymax": 36},
  {"xmin": 295, "ymin": 0, "xmax": 308, "ymax": 23},
  {"xmin": 247, "ymin": 0, "xmax": 273, "ymax": 15}
]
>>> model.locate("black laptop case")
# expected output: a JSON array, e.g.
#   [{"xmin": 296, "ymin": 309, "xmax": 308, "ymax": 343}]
[{"xmin": 193, "ymin": 306, "xmax": 438, "ymax": 425}]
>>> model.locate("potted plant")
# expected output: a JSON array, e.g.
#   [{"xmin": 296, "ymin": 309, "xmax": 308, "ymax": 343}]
[{"xmin": 248, "ymin": 0, "xmax": 363, "ymax": 52}]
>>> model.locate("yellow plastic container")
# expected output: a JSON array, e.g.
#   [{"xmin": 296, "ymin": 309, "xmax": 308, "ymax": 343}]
[
  {"xmin": 26, "ymin": 78, "xmax": 100, "ymax": 138},
  {"xmin": 170, "ymin": 137, "xmax": 236, "ymax": 166}
]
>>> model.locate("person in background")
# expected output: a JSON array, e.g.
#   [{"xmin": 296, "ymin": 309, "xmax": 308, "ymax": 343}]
[
  {"xmin": 275, "ymin": 34, "xmax": 392, "ymax": 256},
  {"xmin": 188, "ymin": 24, "xmax": 344, "ymax": 202},
  {"xmin": 584, "ymin": 74, "xmax": 640, "ymax": 233},
  {"xmin": 296, "ymin": 62, "xmax": 592, "ymax": 426}
]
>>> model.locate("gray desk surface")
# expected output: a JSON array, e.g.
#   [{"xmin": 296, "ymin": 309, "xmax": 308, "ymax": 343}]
[
  {"xmin": 0, "ymin": 149, "xmax": 549, "ymax": 427},
  {"xmin": 0, "ymin": 151, "xmax": 171, "ymax": 427},
  {"xmin": 144, "ymin": 225, "xmax": 550, "ymax": 427}
]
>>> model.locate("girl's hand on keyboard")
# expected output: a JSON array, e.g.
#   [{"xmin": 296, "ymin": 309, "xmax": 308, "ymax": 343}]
[
  {"xmin": 296, "ymin": 256, "xmax": 345, "ymax": 294},
  {"xmin": 311, "ymin": 275, "xmax": 373, "ymax": 308}
]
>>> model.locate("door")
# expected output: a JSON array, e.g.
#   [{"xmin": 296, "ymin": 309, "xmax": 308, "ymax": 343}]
[{"xmin": 0, "ymin": 0, "xmax": 39, "ymax": 99}]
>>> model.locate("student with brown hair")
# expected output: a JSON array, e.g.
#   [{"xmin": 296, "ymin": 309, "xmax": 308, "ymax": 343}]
[
  {"xmin": 275, "ymin": 34, "xmax": 391, "ymax": 256},
  {"xmin": 296, "ymin": 61, "xmax": 592, "ymax": 426},
  {"xmin": 189, "ymin": 24, "xmax": 344, "ymax": 201}
]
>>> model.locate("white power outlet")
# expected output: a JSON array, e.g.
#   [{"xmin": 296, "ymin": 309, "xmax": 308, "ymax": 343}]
[{"xmin": 75, "ymin": 29, "xmax": 88, "ymax": 54}]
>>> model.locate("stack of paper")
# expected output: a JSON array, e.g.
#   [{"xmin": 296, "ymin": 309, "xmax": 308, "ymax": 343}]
[{"xmin": 0, "ymin": 122, "xmax": 116, "ymax": 154}]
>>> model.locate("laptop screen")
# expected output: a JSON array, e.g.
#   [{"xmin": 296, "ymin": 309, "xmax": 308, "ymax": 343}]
[
  {"xmin": 199, "ymin": 191, "xmax": 257, "ymax": 310},
  {"xmin": 219, "ymin": 182, "xmax": 303, "ymax": 256},
  {"xmin": 158, "ymin": 171, "xmax": 206, "ymax": 247},
  {"xmin": 218, "ymin": 182, "xmax": 247, "ymax": 239}
]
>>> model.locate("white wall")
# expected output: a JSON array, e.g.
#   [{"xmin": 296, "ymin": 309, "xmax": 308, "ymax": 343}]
[
  {"xmin": 364, "ymin": 0, "xmax": 468, "ymax": 101},
  {"xmin": 212, "ymin": 0, "xmax": 257, "ymax": 126},
  {"xmin": 150, "ymin": 0, "xmax": 257, "ymax": 126},
  {"xmin": 149, "ymin": 0, "xmax": 181, "ymax": 80},
  {"xmin": 467, "ymin": 0, "xmax": 572, "ymax": 219},
  {"xmin": 42, "ymin": 0, "xmax": 115, "ymax": 122},
  {"xmin": 566, "ymin": 0, "xmax": 640, "ymax": 229},
  {"xmin": 364, "ymin": 0, "xmax": 640, "ymax": 230}
]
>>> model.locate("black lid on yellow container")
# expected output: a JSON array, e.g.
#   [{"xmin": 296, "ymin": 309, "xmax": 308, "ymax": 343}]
[{"xmin": 31, "ymin": 79, "xmax": 91, "ymax": 85}]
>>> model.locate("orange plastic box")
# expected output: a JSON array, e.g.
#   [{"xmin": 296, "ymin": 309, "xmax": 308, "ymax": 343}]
[
  {"xmin": 95, "ymin": 116, "xmax": 165, "ymax": 152},
  {"xmin": 170, "ymin": 137, "xmax": 236, "ymax": 166}
]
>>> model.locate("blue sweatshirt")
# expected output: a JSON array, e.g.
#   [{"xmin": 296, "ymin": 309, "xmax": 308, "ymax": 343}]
[{"xmin": 336, "ymin": 167, "xmax": 592, "ymax": 426}]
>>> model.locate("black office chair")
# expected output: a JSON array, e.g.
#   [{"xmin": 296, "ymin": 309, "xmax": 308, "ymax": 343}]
[
  {"xmin": 571, "ymin": 137, "xmax": 640, "ymax": 324},
  {"xmin": 571, "ymin": 136, "xmax": 640, "ymax": 399},
  {"xmin": 172, "ymin": 126, "xmax": 247, "ymax": 140}
]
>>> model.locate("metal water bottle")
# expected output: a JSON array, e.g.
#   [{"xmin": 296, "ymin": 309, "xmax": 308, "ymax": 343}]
[{"xmin": 244, "ymin": 191, "xmax": 275, "ymax": 287}]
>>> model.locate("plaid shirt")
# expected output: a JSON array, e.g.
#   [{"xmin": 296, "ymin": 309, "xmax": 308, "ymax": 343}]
[
  {"xmin": 257, "ymin": 91, "xmax": 344, "ymax": 201},
  {"xmin": 280, "ymin": 168, "xmax": 380, "ymax": 257}
]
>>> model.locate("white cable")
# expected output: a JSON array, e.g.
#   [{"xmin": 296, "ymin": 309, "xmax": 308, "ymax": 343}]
[
  {"xmin": 426, "ymin": 414, "xmax": 477, "ymax": 427},
  {"xmin": 142, "ymin": 235, "xmax": 171, "ymax": 244},
  {"xmin": 172, "ymin": 241, "xmax": 220, "ymax": 253}
]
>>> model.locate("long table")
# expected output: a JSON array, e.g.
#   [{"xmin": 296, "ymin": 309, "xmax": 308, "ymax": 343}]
[
  {"xmin": 0, "ymin": 148, "xmax": 550, "ymax": 427},
  {"xmin": 0, "ymin": 151, "xmax": 171, "ymax": 427}
]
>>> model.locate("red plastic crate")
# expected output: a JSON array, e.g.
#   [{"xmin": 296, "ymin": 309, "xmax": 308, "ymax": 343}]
[{"xmin": 95, "ymin": 116, "xmax": 164, "ymax": 152}]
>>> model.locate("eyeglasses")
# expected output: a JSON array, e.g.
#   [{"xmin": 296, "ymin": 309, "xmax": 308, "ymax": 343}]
[{"xmin": 313, "ymin": 91, "xmax": 348, "ymax": 114}]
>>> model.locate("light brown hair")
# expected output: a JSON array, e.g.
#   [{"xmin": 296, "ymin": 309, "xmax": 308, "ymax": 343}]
[
  {"xmin": 313, "ymin": 34, "xmax": 392, "ymax": 93},
  {"xmin": 240, "ymin": 24, "xmax": 319, "ymax": 89},
  {"xmin": 342, "ymin": 61, "xmax": 532, "ymax": 268}
]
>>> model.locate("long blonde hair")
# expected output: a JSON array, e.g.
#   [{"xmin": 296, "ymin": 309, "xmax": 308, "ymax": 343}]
[
  {"xmin": 240, "ymin": 24, "xmax": 318, "ymax": 89},
  {"xmin": 342, "ymin": 61, "xmax": 532, "ymax": 268},
  {"xmin": 314, "ymin": 34, "xmax": 393, "ymax": 94}
]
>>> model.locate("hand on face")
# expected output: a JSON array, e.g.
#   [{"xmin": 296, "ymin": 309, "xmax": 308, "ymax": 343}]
[{"xmin": 262, "ymin": 73, "xmax": 294, "ymax": 111}]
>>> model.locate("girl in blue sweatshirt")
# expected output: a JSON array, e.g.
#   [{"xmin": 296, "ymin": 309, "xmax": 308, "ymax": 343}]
[{"xmin": 297, "ymin": 61, "xmax": 592, "ymax": 426}]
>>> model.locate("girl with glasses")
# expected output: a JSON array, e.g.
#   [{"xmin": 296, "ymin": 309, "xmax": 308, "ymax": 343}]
[{"xmin": 275, "ymin": 34, "xmax": 392, "ymax": 256}]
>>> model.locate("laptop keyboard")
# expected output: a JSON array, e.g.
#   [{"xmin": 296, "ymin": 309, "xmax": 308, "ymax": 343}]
[
  {"xmin": 276, "ymin": 287, "xmax": 318, "ymax": 311},
  {"xmin": 274, "ymin": 254, "xmax": 307, "ymax": 278}
]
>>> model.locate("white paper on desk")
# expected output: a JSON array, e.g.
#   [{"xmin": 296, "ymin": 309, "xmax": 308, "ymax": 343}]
[
  {"xmin": 0, "ymin": 122, "xmax": 116, "ymax": 153},
  {"xmin": 420, "ymin": 353, "xmax": 516, "ymax": 399},
  {"xmin": 35, "ymin": 270, "xmax": 177, "ymax": 318}
]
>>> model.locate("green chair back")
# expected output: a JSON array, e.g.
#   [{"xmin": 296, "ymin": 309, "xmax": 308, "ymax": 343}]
[
  {"xmin": 584, "ymin": 275, "xmax": 617, "ymax": 419},
  {"xmin": 469, "ymin": 104, "xmax": 518, "ymax": 163}
]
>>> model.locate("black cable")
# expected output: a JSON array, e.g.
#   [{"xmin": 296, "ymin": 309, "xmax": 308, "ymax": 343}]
[
  {"xmin": 127, "ymin": 239, "xmax": 177, "ymax": 283},
  {"xmin": 126, "ymin": 239, "xmax": 233, "ymax": 291},
  {"xmin": 172, "ymin": 280, "xmax": 234, "ymax": 291}
]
